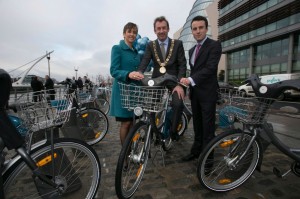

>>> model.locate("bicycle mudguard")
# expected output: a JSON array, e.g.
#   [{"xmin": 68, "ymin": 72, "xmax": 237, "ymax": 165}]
[{"xmin": 245, "ymin": 74, "xmax": 300, "ymax": 99}]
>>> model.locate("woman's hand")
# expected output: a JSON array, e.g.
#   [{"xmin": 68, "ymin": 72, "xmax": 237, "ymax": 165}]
[{"xmin": 129, "ymin": 71, "xmax": 144, "ymax": 80}]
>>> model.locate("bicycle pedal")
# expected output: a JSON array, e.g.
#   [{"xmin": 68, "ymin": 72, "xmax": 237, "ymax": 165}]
[{"xmin": 273, "ymin": 167, "xmax": 291, "ymax": 178}]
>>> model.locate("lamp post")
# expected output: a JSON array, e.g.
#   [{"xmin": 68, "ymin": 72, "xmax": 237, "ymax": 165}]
[
  {"xmin": 47, "ymin": 51, "xmax": 51, "ymax": 77},
  {"xmin": 74, "ymin": 67, "xmax": 79, "ymax": 79}
]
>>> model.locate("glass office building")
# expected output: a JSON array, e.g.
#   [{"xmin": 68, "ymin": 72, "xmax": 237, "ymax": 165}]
[{"xmin": 219, "ymin": 0, "xmax": 300, "ymax": 82}]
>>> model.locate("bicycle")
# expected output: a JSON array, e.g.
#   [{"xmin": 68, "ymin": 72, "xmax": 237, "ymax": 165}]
[
  {"xmin": 1, "ymin": 91, "xmax": 101, "ymax": 199},
  {"xmin": 197, "ymin": 74, "xmax": 300, "ymax": 192},
  {"xmin": 58, "ymin": 81, "xmax": 109, "ymax": 146},
  {"xmin": 95, "ymin": 86, "xmax": 111, "ymax": 115},
  {"xmin": 115, "ymin": 73, "xmax": 187, "ymax": 199}
]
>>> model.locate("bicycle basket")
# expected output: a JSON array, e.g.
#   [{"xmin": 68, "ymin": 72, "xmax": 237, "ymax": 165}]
[
  {"xmin": 77, "ymin": 91, "xmax": 94, "ymax": 104},
  {"xmin": 16, "ymin": 90, "xmax": 74, "ymax": 132},
  {"xmin": 217, "ymin": 88, "xmax": 275, "ymax": 124},
  {"xmin": 118, "ymin": 82, "xmax": 169, "ymax": 113}
]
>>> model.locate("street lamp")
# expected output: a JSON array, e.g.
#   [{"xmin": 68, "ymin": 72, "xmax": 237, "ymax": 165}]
[{"xmin": 74, "ymin": 67, "xmax": 79, "ymax": 79}]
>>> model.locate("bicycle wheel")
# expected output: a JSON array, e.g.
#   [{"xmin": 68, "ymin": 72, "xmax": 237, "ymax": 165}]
[
  {"xmin": 95, "ymin": 98, "xmax": 110, "ymax": 115},
  {"xmin": 177, "ymin": 113, "xmax": 187, "ymax": 136},
  {"xmin": 3, "ymin": 138, "xmax": 101, "ymax": 199},
  {"xmin": 77, "ymin": 108, "xmax": 109, "ymax": 145},
  {"xmin": 197, "ymin": 129, "xmax": 260, "ymax": 192},
  {"xmin": 115, "ymin": 121, "xmax": 151, "ymax": 199}
]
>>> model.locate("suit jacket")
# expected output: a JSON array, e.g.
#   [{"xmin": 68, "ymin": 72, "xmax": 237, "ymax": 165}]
[
  {"xmin": 139, "ymin": 38, "xmax": 186, "ymax": 82},
  {"xmin": 189, "ymin": 37, "xmax": 222, "ymax": 102}
]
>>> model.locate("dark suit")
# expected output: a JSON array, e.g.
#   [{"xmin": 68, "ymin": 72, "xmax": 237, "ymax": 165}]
[
  {"xmin": 139, "ymin": 38, "xmax": 186, "ymax": 135},
  {"xmin": 188, "ymin": 37, "xmax": 222, "ymax": 156}
]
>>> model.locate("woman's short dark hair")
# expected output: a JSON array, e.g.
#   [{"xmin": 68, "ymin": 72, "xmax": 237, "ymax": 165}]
[
  {"xmin": 191, "ymin": 16, "xmax": 208, "ymax": 29},
  {"xmin": 153, "ymin": 16, "xmax": 169, "ymax": 30},
  {"xmin": 123, "ymin": 22, "xmax": 138, "ymax": 34}
]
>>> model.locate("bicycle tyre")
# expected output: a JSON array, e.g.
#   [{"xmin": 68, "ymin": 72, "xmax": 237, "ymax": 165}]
[
  {"xmin": 177, "ymin": 113, "xmax": 187, "ymax": 136},
  {"xmin": 197, "ymin": 129, "xmax": 260, "ymax": 192},
  {"xmin": 77, "ymin": 107, "xmax": 109, "ymax": 145},
  {"xmin": 115, "ymin": 121, "xmax": 151, "ymax": 199},
  {"xmin": 95, "ymin": 98, "xmax": 110, "ymax": 115},
  {"xmin": 3, "ymin": 138, "xmax": 101, "ymax": 199}
]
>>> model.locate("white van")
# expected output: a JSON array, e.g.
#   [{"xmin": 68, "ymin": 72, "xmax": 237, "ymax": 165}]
[{"xmin": 238, "ymin": 73, "xmax": 300, "ymax": 99}]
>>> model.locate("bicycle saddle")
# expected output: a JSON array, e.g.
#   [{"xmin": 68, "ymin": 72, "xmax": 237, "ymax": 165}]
[
  {"xmin": 244, "ymin": 74, "xmax": 300, "ymax": 98},
  {"xmin": 140, "ymin": 73, "xmax": 184, "ymax": 87}
]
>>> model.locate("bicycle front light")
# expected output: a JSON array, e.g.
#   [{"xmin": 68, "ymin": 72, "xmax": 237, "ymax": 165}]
[
  {"xmin": 134, "ymin": 107, "xmax": 143, "ymax": 116},
  {"xmin": 227, "ymin": 113, "xmax": 235, "ymax": 123}
]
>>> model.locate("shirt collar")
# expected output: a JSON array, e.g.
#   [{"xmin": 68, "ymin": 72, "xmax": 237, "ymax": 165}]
[
  {"xmin": 197, "ymin": 36, "xmax": 208, "ymax": 46},
  {"xmin": 158, "ymin": 38, "xmax": 169, "ymax": 46}
]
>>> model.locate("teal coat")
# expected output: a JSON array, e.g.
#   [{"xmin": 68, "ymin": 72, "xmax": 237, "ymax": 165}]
[{"xmin": 109, "ymin": 40, "xmax": 141, "ymax": 118}]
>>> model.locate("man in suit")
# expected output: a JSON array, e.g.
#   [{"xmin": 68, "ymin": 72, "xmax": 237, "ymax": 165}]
[
  {"xmin": 137, "ymin": 16, "xmax": 187, "ymax": 141},
  {"xmin": 180, "ymin": 16, "xmax": 222, "ymax": 161}
]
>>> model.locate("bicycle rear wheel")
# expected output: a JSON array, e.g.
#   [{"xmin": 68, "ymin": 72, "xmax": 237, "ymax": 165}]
[
  {"xmin": 3, "ymin": 138, "xmax": 101, "ymax": 199},
  {"xmin": 197, "ymin": 129, "xmax": 260, "ymax": 192},
  {"xmin": 77, "ymin": 108, "xmax": 109, "ymax": 145},
  {"xmin": 115, "ymin": 121, "xmax": 150, "ymax": 199}
]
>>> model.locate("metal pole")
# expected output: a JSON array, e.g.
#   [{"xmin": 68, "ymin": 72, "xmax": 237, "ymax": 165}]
[{"xmin": 47, "ymin": 51, "xmax": 51, "ymax": 77}]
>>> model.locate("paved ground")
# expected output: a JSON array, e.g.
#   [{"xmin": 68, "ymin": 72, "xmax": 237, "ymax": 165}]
[{"xmin": 92, "ymin": 116, "xmax": 300, "ymax": 199}]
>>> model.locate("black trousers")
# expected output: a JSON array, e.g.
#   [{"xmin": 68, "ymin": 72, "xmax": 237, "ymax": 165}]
[
  {"xmin": 190, "ymin": 99, "xmax": 216, "ymax": 156},
  {"xmin": 170, "ymin": 91, "xmax": 184, "ymax": 134}
]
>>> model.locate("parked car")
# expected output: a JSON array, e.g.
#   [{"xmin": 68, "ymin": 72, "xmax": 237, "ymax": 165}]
[{"xmin": 238, "ymin": 73, "xmax": 300, "ymax": 100}]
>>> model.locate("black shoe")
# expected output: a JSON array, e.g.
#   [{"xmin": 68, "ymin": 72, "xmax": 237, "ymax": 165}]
[
  {"xmin": 182, "ymin": 154, "xmax": 198, "ymax": 162},
  {"xmin": 170, "ymin": 132, "xmax": 180, "ymax": 141}
]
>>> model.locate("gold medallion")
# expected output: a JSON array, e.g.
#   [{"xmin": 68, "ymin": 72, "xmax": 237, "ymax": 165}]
[{"xmin": 159, "ymin": 67, "xmax": 166, "ymax": 74}]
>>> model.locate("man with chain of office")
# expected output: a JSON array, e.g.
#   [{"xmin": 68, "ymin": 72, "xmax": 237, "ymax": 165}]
[{"xmin": 134, "ymin": 16, "xmax": 187, "ymax": 141}]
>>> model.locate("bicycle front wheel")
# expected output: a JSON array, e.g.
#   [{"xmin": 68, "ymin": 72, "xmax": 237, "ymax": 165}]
[
  {"xmin": 95, "ymin": 98, "xmax": 110, "ymax": 115},
  {"xmin": 115, "ymin": 121, "xmax": 150, "ymax": 199},
  {"xmin": 4, "ymin": 138, "xmax": 101, "ymax": 199},
  {"xmin": 77, "ymin": 108, "xmax": 109, "ymax": 145},
  {"xmin": 197, "ymin": 129, "xmax": 260, "ymax": 192}
]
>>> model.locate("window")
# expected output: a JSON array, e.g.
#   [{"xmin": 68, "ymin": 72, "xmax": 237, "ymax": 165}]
[
  {"xmin": 266, "ymin": 23, "xmax": 276, "ymax": 33},
  {"xmin": 257, "ymin": 3, "xmax": 267, "ymax": 13},
  {"xmin": 292, "ymin": 61, "xmax": 300, "ymax": 72},
  {"xmin": 254, "ymin": 66, "xmax": 261, "ymax": 75},
  {"xmin": 281, "ymin": 63, "xmax": 287, "ymax": 73},
  {"xmin": 257, "ymin": 27, "xmax": 265, "ymax": 36},
  {"xmin": 270, "ymin": 64, "xmax": 280, "ymax": 74},
  {"xmin": 261, "ymin": 65, "xmax": 270, "ymax": 74},
  {"xmin": 277, "ymin": 18, "xmax": 289, "ymax": 29}
]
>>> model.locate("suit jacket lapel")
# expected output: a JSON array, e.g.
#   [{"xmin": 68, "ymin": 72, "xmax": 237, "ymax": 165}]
[
  {"xmin": 165, "ymin": 37, "xmax": 171, "ymax": 57},
  {"xmin": 194, "ymin": 38, "xmax": 210, "ymax": 62}
]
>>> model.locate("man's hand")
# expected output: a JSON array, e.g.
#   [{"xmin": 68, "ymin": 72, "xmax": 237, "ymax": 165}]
[
  {"xmin": 180, "ymin": 78, "xmax": 190, "ymax": 86},
  {"xmin": 172, "ymin": 85, "xmax": 185, "ymax": 100}
]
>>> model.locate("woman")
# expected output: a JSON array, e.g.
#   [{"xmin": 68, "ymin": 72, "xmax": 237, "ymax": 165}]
[{"xmin": 110, "ymin": 22, "xmax": 143, "ymax": 145}]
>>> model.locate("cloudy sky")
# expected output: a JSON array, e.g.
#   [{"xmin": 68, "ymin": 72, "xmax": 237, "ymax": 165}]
[{"xmin": 0, "ymin": 0, "xmax": 195, "ymax": 82}]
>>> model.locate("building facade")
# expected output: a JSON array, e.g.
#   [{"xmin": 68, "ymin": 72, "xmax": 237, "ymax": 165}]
[
  {"xmin": 178, "ymin": 0, "xmax": 226, "ymax": 74},
  {"xmin": 218, "ymin": 0, "xmax": 300, "ymax": 83}
]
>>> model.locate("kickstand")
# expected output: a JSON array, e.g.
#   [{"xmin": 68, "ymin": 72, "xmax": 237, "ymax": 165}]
[{"xmin": 151, "ymin": 145, "xmax": 165, "ymax": 167}]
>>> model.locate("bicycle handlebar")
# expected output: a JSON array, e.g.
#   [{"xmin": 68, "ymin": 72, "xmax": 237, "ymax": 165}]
[
  {"xmin": 244, "ymin": 74, "xmax": 300, "ymax": 98},
  {"xmin": 140, "ymin": 73, "xmax": 188, "ymax": 88}
]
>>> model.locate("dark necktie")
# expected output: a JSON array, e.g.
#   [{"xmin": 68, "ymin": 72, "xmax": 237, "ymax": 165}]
[
  {"xmin": 195, "ymin": 43, "xmax": 202, "ymax": 59},
  {"xmin": 160, "ymin": 42, "xmax": 166, "ymax": 61}
]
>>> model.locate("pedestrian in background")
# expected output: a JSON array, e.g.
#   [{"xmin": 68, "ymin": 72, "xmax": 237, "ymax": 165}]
[
  {"xmin": 31, "ymin": 76, "xmax": 44, "ymax": 102},
  {"xmin": 44, "ymin": 75, "xmax": 55, "ymax": 100}
]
